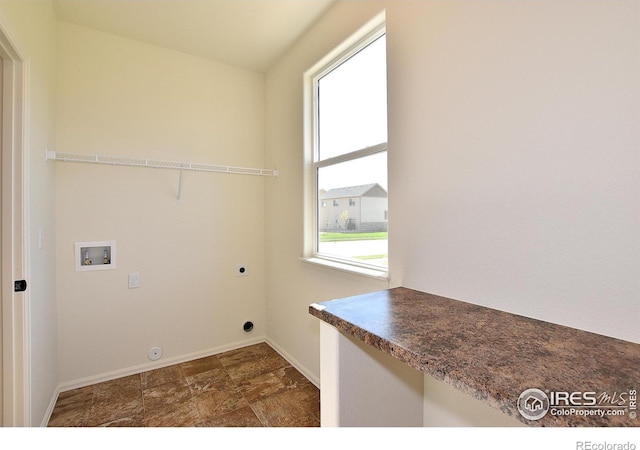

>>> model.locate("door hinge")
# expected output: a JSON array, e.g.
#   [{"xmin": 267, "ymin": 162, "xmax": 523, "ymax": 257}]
[{"xmin": 14, "ymin": 279, "xmax": 27, "ymax": 292}]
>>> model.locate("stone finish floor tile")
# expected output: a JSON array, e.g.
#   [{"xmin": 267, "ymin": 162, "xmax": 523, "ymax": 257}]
[
  {"xmin": 141, "ymin": 365, "xmax": 187, "ymax": 389},
  {"xmin": 192, "ymin": 385, "xmax": 250, "ymax": 421},
  {"xmin": 143, "ymin": 401, "xmax": 202, "ymax": 427},
  {"xmin": 48, "ymin": 343, "xmax": 320, "ymax": 428},
  {"xmin": 143, "ymin": 380, "xmax": 194, "ymax": 415},
  {"xmin": 205, "ymin": 405, "xmax": 264, "ymax": 427},
  {"xmin": 86, "ymin": 375, "xmax": 144, "ymax": 427},
  {"xmin": 251, "ymin": 390, "xmax": 320, "ymax": 427},
  {"xmin": 47, "ymin": 385, "xmax": 94, "ymax": 427},
  {"xmin": 180, "ymin": 355, "xmax": 224, "ymax": 378}
]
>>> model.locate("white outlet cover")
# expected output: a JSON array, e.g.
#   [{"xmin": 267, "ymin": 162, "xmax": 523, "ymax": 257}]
[
  {"xmin": 148, "ymin": 346, "xmax": 163, "ymax": 361},
  {"xmin": 128, "ymin": 273, "xmax": 140, "ymax": 289}
]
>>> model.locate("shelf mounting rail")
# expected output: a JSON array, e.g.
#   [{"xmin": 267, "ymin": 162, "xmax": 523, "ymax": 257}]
[
  {"xmin": 46, "ymin": 150, "xmax": 278, "ymax": 201},
  {"xmin": 46, "ymin": 150, "xmax": 278, "ymax": 177}
]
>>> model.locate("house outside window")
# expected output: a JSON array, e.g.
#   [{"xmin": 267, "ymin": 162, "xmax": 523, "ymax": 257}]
[{"xmin": 304, "ymin": 14, "xmax": 388, "ymax": 276}]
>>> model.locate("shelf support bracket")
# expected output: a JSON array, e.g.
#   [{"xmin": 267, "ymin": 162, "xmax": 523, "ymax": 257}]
[{"xmin": 177, "ymin": 166, "xmax": 184, "ymax": 203}]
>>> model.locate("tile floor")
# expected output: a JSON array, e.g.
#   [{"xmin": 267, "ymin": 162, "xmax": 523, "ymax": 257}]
[{"xmin": 47, "ymin": 342, "xmax": 320, "ymax": 427}]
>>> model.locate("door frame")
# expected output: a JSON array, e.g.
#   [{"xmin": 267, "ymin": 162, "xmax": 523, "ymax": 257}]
[{"xmin": 0, "ymin": 23, "xmax": 28, "ymax": 427}]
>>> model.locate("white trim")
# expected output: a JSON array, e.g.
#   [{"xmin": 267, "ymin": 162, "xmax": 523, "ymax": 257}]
[
  {"xmin": 0, "ymin": 23, "xmax": 28, "ymax": 426},
  {"xmin": 301, "ymin": 256, "xmax": 389, "ymax": 281},
  {"xmin": 304, "ymin": 11, "xmax": 386, "ymax": 84},
  {"xmin": 40, "ymin": 385, "xmax": 60, "ymax": 427},
  {"xmin": 55, "ymin": 335, "xmax": 265, "ymax": 394},
  {"xmin": 42, "ymin": 336, "xmax": 262, "ymax": 426},
  {"xmin": 21, "ymin": 59, "xmax": 31, "ymax": 428},
  {"xmin": 42, "ymin": 337, "xmax": 319, "ymax": 426},
  {"xmin": 265, "ymin": 337, "xmax": 319, "ymax": 388},
  {"xmin": 303, "ymin": 11, "xmax": 388, "ymax": 276},
  {"xmin": 314, "ymin": 142, "xmax": 387, "ymax": 169}
]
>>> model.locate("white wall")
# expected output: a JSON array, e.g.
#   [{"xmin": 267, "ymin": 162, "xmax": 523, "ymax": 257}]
[
  {"xmin": 1, "ymin": 0, "xmax": 634, "ymax": 427},
  {"xmin": 422, "ymin": 376, "xmax": 522, "ymax": 427},
  {"xmin": 264, "ymin": 1, "xmax": 390, "ymax": 383},
  {"xmin": 320, "ymin": 322, "xmax": 423, "ymax": 427},
  {"xmin": 265, "ymin": 0, "xmax": 639, "ymax": 425},
  {"xmin": 386, "ymin": 0, "xmax": 639, "ymax": 343},
  {"xmin": 55, "ymin": 22, "xmax": 267, "ymax": 385},
  {"xmin": 0, "ymin": 0, "xmax": 58, "ymax": 426}
]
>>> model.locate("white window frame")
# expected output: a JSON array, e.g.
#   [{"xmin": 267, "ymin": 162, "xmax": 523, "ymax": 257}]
[{"xmin": 302, "ymin": 12, "xmax": 388, "ymax": 280}]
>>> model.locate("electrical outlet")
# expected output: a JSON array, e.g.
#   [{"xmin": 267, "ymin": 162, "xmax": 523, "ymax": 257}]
[{"xmin": 128, "ymin": 273, "xmax": 140, "ymax": 288}]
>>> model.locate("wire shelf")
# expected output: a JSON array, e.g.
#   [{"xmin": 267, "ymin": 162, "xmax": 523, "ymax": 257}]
[{"xmin": 47, "ymin": 150, "xmax": 278, "ymax": 177}]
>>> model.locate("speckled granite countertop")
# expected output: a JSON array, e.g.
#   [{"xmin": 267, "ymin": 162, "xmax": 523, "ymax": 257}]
[{"xmin": 309, "ymin": 287, "xmax": 639, "ymax": 427}]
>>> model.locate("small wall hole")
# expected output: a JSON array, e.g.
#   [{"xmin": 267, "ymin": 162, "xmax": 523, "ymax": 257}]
[{"xmin": 243, "ymin": 321, "xmax": 254, "ymax": 332}]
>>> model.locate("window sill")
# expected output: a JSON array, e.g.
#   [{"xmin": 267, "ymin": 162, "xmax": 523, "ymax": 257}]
[{"xmin": 300, "ymin": 257, "xmax": 389, "ymax": 281}]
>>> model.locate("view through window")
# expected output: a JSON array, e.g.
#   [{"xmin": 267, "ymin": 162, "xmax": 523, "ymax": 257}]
[{"xmin": 313, "ymin": 30, "xmax": 388, "ymax": 270}]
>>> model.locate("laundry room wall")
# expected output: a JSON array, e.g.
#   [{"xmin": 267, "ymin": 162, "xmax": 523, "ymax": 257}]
[
  {"xmin": 0, "ymin": 0, "xmax": 58, "ymax": 426},
  {"xmin": 55, "ymin": 21, "xmax": 267, "ymax": 385},
  {"xmin": 265, "ymin": 0, "xmax": 639, "ymax": 425}
]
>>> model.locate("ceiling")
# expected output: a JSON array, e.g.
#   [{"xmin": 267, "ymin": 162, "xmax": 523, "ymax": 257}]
[{"xmin": 53, "ymin": 0, "xmax": 336, "ymax": 72}]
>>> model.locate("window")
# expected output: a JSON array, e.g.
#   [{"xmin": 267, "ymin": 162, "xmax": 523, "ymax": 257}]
[{"xmin": 304, "ymin": 16, "xmax": 388, "ymax": 277}]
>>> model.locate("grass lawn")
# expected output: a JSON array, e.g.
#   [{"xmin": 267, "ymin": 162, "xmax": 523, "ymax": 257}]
[
  {"xmin": 319, "ymin": 232, "xmax": 388, "ymax": 242},
  {"xmin": 354, "ymin": 254, "xmax": 387, "ymax": 261}
]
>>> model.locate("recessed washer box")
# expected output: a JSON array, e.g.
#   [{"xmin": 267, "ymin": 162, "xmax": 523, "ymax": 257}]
[{"xmin": 75, "ymin": 241, "xmax": 116, "ymax": 272}]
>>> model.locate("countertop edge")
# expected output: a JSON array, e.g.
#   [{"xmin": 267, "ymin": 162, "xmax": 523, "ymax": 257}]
[
  {"xmin": 308, "ymin": 301, "xmax": 524, "ymax": 424},
  {"xmin": 309, "ymin": 287, "xmax": 639, "ymax": 427}
]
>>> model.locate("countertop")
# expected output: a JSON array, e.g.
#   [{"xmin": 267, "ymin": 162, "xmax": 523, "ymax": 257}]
[{"xmin": 309, "ymin": 287, "xmax": 639, "ymax": 427}]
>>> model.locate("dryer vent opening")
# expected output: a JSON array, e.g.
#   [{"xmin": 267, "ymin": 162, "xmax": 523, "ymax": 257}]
[{"xmin": 243, "ymin": 321, "xmax": 254, "ymax": 332}]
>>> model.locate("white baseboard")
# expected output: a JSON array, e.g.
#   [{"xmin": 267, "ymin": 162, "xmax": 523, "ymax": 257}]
[
  {"xmin": 56, "ymin": 335, "xmax": 266, "ymax": 393},
  {"xmin": 41, "ymin": 334, "xmax": 319, "ymax": 426},
  {"xmin": 265, "ymin": 337, "xmax": 319, "ymax": 388},
  {"xmin": 40, "ymin": 385, "xmax": 62, "ymax": 427},
  {"xmin": 41, "ymin": 335, "xmax": 264, "ymax": 426}
]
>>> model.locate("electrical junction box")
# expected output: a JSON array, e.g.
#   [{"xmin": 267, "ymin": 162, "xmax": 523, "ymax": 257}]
[{"xmin": 75, "ymin": 241, "xmax": 116, "ymax": 272}]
